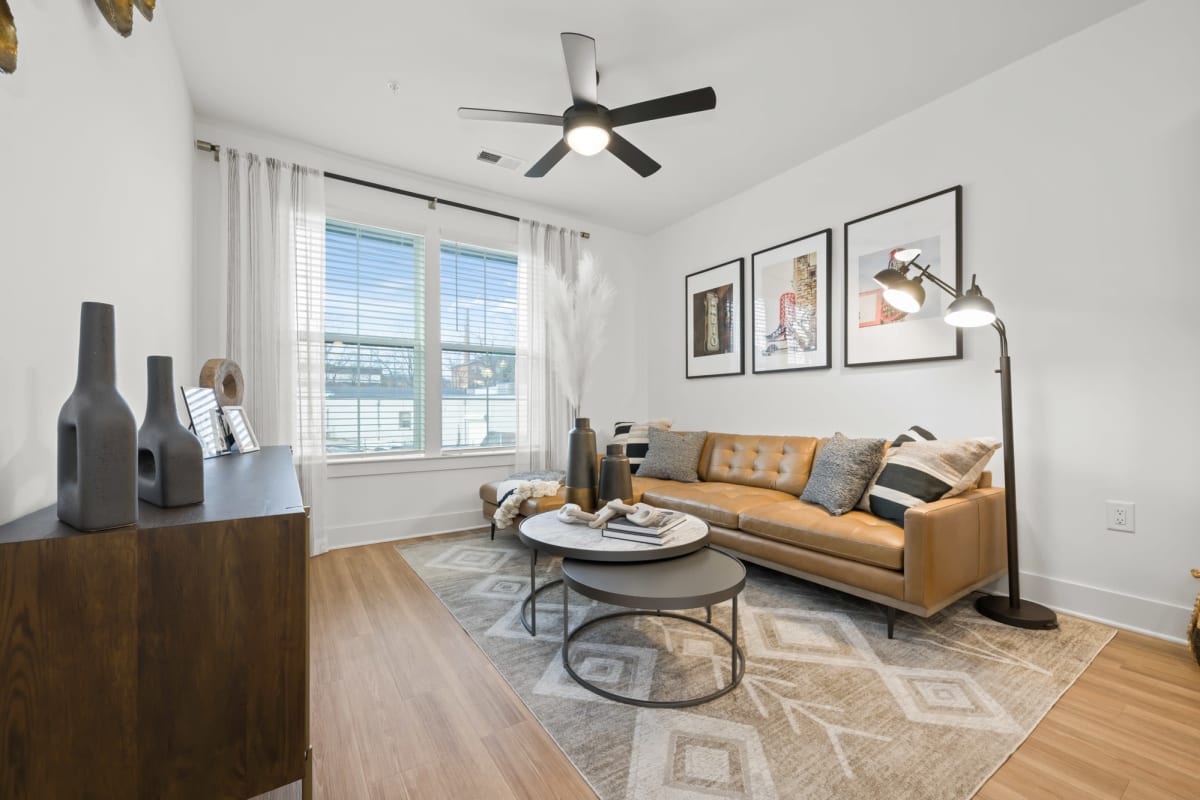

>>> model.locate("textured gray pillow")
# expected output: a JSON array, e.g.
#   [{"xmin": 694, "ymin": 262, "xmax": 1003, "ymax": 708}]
[
  {"xmin": 636, "ymin": 428, "xmax": 709, "ymax": 482},
  {"xmin": 800, "ymin": 433, "xmax": 887, "ymax": 516}
]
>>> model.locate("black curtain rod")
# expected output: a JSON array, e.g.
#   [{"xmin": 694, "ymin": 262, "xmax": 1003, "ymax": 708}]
[{"xmin": 195, "ymin": 139, "xmax": 590, "ymax": 238}]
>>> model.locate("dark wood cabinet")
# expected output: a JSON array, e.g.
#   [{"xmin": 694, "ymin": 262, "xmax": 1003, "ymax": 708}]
[{"xmin": 0, "ymin": 446, "xmax": 310, "ymax": 799}]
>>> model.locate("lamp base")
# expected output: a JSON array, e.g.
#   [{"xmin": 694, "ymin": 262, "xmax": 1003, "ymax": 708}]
[{"xmin": 974, "ymin": 594, "xmax": 1058, "ymax": 630}]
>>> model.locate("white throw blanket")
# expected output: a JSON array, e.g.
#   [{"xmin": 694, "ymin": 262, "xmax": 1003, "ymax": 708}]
[{"xmin": 493, "ymin": 480, "xmax": 562, "ymax": 529}]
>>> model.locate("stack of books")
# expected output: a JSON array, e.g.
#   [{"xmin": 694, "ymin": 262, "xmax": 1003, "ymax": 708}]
[{"xmin": 602, "ymin": 511, "xmax": 687, "ymax": 545}]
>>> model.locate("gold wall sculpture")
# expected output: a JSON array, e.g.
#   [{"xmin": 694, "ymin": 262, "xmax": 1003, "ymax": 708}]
[{"xmin": 0, "ymin": 0, "xmax": 16, "ymax": 74}]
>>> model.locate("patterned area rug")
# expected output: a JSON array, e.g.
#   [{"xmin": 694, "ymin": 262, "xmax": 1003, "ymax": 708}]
[{"xmin": 396, "ymin": 533, "xmax": 1114, "ymax": 800}]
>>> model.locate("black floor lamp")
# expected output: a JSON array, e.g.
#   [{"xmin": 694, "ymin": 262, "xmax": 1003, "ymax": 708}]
[{"xmin": 874, "ymin": 249, "xmax": 1057, "ymax": 630}]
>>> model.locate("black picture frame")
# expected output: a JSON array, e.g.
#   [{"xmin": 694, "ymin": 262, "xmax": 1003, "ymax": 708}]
[
  {"xmin": 684, "ymin": 258, "xmax": 745, "ymax": 379},
  {"xmin": 843, "ymin": 186, "xmax": 963, "ymax": 367},
  {"xmin": 751, "ymin": 228, "xmax": 833, "ymax": 374}
]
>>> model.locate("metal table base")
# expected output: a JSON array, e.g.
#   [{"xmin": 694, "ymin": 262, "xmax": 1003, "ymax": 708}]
[
  {"xmin": 520, "ymin": 548, "xmax": 562, "ymax": 636},
  {"xmin": 561, "ymin": 589, "xmax": 745, "ymax": 708}
]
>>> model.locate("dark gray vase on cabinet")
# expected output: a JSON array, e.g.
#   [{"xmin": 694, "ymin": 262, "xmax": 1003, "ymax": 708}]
[
  {"xmin": 138, "ymin": 356, "xmax": 204, "ymax": 507},
  {"xmin": 57, "ymin": 301, "xmax": 138, "ymax": 531}
]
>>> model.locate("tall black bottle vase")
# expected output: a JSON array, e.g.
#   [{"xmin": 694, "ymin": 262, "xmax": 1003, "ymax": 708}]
[
  {"xmin": 57, "ymin": 301, "xmax": 138, "ymax": 531},
  {"xmin": 565, "ymin": 417, "xmax": 598, "ymax": 511}
]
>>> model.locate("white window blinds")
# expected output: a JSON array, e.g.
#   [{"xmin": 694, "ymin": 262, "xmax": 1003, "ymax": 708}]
[
  {"xmin": 439, "ymin": 241, "xmax": 518, "ymax": 449},
  {"xmin": 324, "ymin": 220, "xmax": 425, "ymax": 453}
]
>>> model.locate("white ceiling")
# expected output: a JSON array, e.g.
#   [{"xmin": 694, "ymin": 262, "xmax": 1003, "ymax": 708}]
[{"xmin": 168, "ymin": 0, "xmax": 1138, "ymax": 234}]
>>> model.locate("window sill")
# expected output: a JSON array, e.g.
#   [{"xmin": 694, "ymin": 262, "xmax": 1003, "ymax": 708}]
[{"xmin": 327, "ymin": 449, "xmax": 515, "ymax": 479}]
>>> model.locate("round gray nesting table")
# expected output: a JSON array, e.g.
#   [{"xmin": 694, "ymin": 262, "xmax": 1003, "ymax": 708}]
[
  {"xmin": 515, "ymin": 511, "xmax": 709, "ymax": 636},
  {"xmin": 560, "ymin": 547, "xmax": 747, "ymax": 708}
]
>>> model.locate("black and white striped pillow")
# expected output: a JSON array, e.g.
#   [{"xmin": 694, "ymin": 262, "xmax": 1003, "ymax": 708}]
[
  {"xmin": 868, "ymin": 438, "xmax": 1001, "ymax": 524},
  {"xmin": 856, "ymin": 424, "xmax": 938, "ymax": 512},
  {"xmin": 892, "ymin": 425, "xmax": 937, "ymax": 447},
  {"xmin": 612, "ymin": 419, "xmax": 671, "ymax": 474}
]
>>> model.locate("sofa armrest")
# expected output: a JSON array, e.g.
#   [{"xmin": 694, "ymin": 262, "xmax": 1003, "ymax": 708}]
[{"xmin": 902, "ymin": 487, "xmax": 1007, "ymax": 614}]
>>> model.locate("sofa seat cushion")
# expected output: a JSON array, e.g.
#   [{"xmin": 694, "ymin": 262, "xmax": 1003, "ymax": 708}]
[
  {"xmin": 738, "ymin": 501, "xmax": 904, "ymax": 570},
  {"xmin": 630, "ymin": 476, "xmax": 676, "ymax": 503},
  {"xmin": 641, "ymin": 482, "xmax": 796, "ymax": 529}
]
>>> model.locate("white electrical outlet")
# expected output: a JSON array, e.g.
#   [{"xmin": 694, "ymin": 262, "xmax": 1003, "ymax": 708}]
[{"xmin": 1106, "ymin": 501, "xmax": 1135, "ymax": 533}]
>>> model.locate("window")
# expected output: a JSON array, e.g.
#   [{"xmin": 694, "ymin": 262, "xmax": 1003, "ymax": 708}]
[
  {"xmin": 439, "ymin": 241, "xmax": 518, "ymax": 449},
  {"xmin": 324, "ymin": 220, "xmax": 518, "ymax": 456},
  {"xmin": 324, "ymin": 220, "xmax": 424, "ymax": 454}
]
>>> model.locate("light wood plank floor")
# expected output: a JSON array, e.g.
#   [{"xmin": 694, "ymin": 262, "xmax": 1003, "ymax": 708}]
[{"xmin": 310, "ymin": 535, "xmax": 1200, "ymax": 799}]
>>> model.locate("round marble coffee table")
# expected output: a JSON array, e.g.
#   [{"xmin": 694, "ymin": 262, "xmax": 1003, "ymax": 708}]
[{"xmin": 515, "ymin": 511, "xmax": 709, "ymax": 636}]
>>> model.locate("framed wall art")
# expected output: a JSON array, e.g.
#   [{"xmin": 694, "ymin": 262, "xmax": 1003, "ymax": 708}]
[
  {"xmin": 844, "ymin": 185, "xmax": 962, "ymax": 367},
  {"xmin": 751, "ymin": 228, "xmax": 832, "ymax": 373},
  {"xmin": 685, "ymin": 258, "xmax": 744, "ymax": 378}
]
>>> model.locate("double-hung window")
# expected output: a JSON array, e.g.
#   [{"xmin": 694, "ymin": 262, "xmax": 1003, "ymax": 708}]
[
  {"xmin": 324, "ymin": 219, "xmax": 518, "ymax": 457},
  {"xmin": 439, "ymin": 241, "xmax": 518, "ymax": 450},
  {"xmin": 324, "ymin": 220, "xmax": 425, "ymax": 454}
]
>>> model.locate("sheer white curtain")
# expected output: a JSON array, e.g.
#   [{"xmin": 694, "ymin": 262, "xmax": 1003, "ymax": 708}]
[
  {"xmin": 221, "ymin": 150, "xmax": 328, "ymax": 554},
  {"xmin": 515, "ymin": 221, "xmax": 581, "ymax": 473}
]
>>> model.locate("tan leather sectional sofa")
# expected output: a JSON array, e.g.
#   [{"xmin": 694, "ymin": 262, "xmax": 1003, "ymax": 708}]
[{"xmin": 480, "ymin": 432, "xmax": 1007, "ymax": 635}]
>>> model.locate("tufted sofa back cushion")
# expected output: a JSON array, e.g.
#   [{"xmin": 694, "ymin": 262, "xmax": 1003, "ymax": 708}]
[{"xmin": 698, "ymin": 433, "xmax": 820, "ymax": 496}]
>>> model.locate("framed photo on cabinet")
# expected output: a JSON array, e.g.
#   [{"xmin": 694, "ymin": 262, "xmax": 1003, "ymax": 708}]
[
  {"xmin": 751, "ymin": 228, "xmax": 832, "ymax": 373},
  {"xmin": 844, "ymin": 186, "xmax": 963, "ymax": 367},
  {"xmin": 685, "ymin": 258, "xmax": 744, "ymax": 378}
]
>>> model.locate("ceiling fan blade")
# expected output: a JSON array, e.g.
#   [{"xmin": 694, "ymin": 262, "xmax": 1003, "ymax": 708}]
[
  {"xmin": 561, "ymin": 32, "xmax": 598, "ymax": 105},
  {"xmin": 458, "ymin": 107, "xmax": 563, "ymax": 126},
  {"xmin": 525, "ymin": 140, "xmax": 571, "ymax": 178},
  {"xmin": 609, "ymin": 87, "xmax": 717, "ymax": 127},
  {"xmin": 606, "ymin": 132, "xmax": 661, "ymax": 177}
]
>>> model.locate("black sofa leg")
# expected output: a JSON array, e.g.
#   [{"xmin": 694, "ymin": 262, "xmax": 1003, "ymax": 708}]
[
  {"xmin": 490, "ymin": 520, "xmax": 496, "ymax": 541},
  {"xmin": 886, "ymin": 605, "xmax": 896, "ymax": 639}
]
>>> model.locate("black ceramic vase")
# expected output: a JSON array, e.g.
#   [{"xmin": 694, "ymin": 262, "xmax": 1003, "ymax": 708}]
[
  {"xmin": 138, "ymin": 356, "xmax": 204, "ymax": 507},
  {"xmin": 57, "ymin": 302, "xmax": 138, "ymax": 531},
  {"xmin": 565, "ymin": 417, "xmax": 597, "ymax": 511},
  {"xmin": 597, "ymin": 443, "xmax": 634, "ymax": 504}
]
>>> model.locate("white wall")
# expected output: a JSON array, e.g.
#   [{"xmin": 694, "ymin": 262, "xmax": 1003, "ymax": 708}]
[
  {"xmin": 192, "ymin": 120, "xmax": 650, "ymax": 550},
  {"xmin": 643, "ymin": 0, "xmax": 1200, "ymax": 641},
  {"xmin": 0, "ymin": 5, "xmax": 194, "ymax": 525}
]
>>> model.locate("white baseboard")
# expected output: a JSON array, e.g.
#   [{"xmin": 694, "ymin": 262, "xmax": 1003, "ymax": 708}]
[
  {"xmin": 325, "ymin": 509, "xmax": 487, "ymax": 550},
  {"xmin": 989, "ymin": 571, "xmax": 1190, "ymax": 644}
]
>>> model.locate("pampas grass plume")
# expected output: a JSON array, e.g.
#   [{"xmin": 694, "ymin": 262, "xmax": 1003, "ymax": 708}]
[{"xmin": 544, "ymin": 252, "xmax": 614, "ymax": 415}]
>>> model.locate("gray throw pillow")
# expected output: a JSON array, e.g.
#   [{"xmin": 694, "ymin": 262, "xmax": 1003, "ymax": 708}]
[
  {"xmin": 636, "ymin": 428, "xmax": 709, "ymax": 482},
  {"xmin": 800, "ymin": 433, "xmax": 887, "ymax": 516}
]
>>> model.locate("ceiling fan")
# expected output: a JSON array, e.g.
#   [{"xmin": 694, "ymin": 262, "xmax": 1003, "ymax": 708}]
[{"xmin": 458, "ymin": 32, "xmax": 716, "ymax": 178}]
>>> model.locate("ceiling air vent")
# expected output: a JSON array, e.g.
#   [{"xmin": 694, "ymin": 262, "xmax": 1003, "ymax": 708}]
[{"xmin": 476, "ymin": 149, "xmax": 523, "ymax": 171}]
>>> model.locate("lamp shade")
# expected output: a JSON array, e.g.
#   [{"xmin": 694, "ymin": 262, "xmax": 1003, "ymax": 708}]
[
  {"xmin": 944, "ymin": 276, "xmax": 996, "ymax": 327},
  {"xmin": 873, "ymin": 267, "xmax": 908, "ymax": 291},
  {"xmin": 945, "ymin": 292, "xmax": 996, "ymax": 327},
  {"xmin": 881, "ymin": 274, "xmax": 925, "ymax": 313}
]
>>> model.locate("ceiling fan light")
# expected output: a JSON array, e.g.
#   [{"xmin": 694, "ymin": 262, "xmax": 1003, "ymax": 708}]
[{"xmin": 565, "ymin": 123, "xmax": 610, "ymax": 156}]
